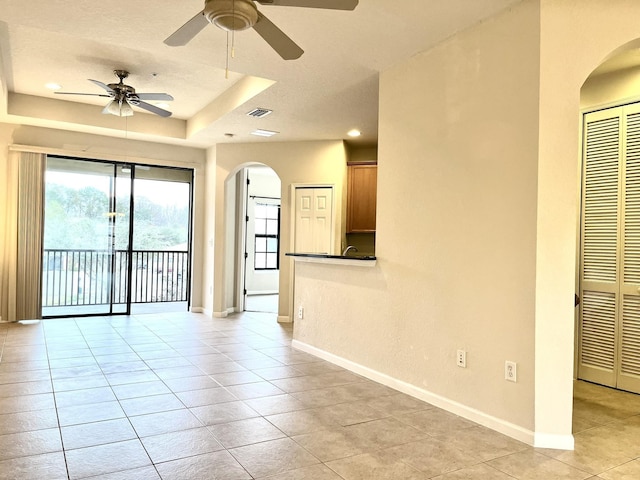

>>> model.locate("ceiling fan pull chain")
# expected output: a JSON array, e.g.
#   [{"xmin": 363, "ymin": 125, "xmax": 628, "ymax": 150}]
[
  {"xmin": 232, "ymin": 30, "xmax": 236, "ymax": 58},
  {"xmin": 231, "ymin": 0, "xmax": 236, "ymax": 58},
  {"xmin": 225, "ymin": 31, "xmax": 230, "ymax": 79}
]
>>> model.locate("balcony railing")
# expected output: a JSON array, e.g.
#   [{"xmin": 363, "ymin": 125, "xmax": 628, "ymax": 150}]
[{"xmin": 42, "ymin": 249, "xmax": 189, "ymax": 307}]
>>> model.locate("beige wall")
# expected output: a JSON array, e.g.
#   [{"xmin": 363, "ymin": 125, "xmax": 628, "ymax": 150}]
[
  {"xmin": 294, "ymin": 0, "xmax": 541, "ymax": 443},
  {"xmin": 581, "ymin": 65, "xmax": 640, "ymax": 111},
  {"xmin": 291, "ymin": 0, "xmax": 640, "ymax": 449},
  {"xmin": 201, "ymin": 146, "xmax": 217, "ymax": 315},
  {"xmin": 211, "ymin": 140, "xmax": 348, "ymax": 320}
]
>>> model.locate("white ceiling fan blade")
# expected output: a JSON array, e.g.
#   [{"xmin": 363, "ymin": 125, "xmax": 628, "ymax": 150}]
[
  {"xmin": 256, "ymin": 0, "xmax": 358, "ymax": 10},
  {"xmin": 253, "ymin": 12, "xmax": 304, "ymax": 60},
  {"xmin": 55, "ymin": 92, "xmax": 112, "ymax": 97},
  {"xmin": 135, "ymin": 93, "xmax": 174, "ymax": 101},
  {"xmin": 165, "ymin": 11, "xmax": 209, "ymax": 46},
  {"xmin": 135, "ymin": 100, "xmax": 172, "ymax": 117},
  {"xmin": 88, "ymin": 79, "xmax": 116, "ymax": 93}
]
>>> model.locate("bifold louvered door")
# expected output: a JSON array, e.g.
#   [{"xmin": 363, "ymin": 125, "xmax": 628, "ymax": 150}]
[{"xmin": 579, "ymin": 104, "xmax": 640, "ymax": 394}]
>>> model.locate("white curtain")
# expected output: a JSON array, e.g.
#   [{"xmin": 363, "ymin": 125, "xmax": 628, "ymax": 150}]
[{"xmin": 0, "ymin": 151, "xmax": 45, "ymax": 322}]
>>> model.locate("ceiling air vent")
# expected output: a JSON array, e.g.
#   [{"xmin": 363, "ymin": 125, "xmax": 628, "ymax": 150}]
[{"xmin": 246, "ymin": 107, "xmax": 273, "ymax": 118}]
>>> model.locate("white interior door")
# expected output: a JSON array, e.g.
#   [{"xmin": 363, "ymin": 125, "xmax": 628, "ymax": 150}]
[
  {"xmin": 294, "ymin": 187, "xmax": 333, "ymax": 254},
  {"xmin": 579, "ymin": 104, "xmax": 640, "ymax": 394}
]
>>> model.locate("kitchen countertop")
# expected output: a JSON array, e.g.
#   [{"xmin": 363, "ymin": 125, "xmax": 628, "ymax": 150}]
[{"xmin": 286, "ymin": 253, "xmax": 377, "ymax": 267}]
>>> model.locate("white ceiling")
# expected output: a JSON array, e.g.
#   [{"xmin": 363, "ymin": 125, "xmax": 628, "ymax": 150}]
[{"xmin": 0, "ymin": 0, "xmax": 523, "ymax": 149}]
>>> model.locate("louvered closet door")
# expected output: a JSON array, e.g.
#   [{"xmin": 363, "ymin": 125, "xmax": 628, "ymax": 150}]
[
  {"xmin": 579, "ymin": 107, "xmax": 622, "ymax": 388},
  {"xmin": 580, "ymin": 104, "xmax": 640, "ymax": 394},
  {"xmin": 618, "ymin": 103, "xmax": 640, "ymax": 393}
]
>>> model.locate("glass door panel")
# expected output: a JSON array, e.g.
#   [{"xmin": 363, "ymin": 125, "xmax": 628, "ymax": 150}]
[
  {"xmin": 130, "ymin": 166, "xmax": 192, "ymax": 314},
  {"xmin": 111, "ymin": 165, "xmax": 132, "ymax": 314},
  {"xmin": 43, "ymin": 158, "xmax": 124, "ymax": 316}
]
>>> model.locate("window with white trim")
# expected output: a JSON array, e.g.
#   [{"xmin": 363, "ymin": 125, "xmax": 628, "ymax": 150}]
[{"xmin": 254, "ymin": 202, "xmax": 280, "ymax": 270}]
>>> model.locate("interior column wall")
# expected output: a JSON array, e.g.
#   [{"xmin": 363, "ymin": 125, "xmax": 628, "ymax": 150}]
[
  {"xmin": 0, "ymin": 123, "xmax": 18, "ymax": 322},
  {"xmin": 293, "ymin": 0, "xmax": 541, "ymax": 442},
  {"xmin": 535, "ymin": 0, "xmax": 640, "ymax": 446}
]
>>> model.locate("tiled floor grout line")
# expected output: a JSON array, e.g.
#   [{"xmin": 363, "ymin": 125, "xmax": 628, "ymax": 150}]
[
  {"xmin": 5, "ymin": 313, "xmax": 640, "ymax": 478},
  {"xmin": 43, "ymin": 320, "xmax": 71, "ymax": 480}
]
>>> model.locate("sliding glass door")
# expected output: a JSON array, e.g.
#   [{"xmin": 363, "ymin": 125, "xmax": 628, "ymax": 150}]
[
  {"xmin": 129, "ymin": 165, "xmax": 192, "ymax": 315},
  {"xmin": 42, "ymin": 156, "xmax": 192, "ymax": 317}
]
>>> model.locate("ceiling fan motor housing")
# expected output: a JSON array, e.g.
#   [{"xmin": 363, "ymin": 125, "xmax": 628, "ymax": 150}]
[
  {"xmin": 106, "ymin": 70, "xmax": 137, "ymax": 101},
  {"xmin": 205, "ymin": 0, "xmax": 258, "ymax": 31}
]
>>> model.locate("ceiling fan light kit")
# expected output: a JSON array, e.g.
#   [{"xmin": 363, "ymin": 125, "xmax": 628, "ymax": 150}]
[{"xmin": 104, "ymin": 99, "xmax": 134, "ymax": 117}]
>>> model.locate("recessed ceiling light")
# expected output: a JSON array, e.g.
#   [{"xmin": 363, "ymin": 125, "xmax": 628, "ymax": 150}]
[
  {"xmin": 348, "ymin": 129, "xmax": 361, "ymax": 137},
  {"xmin": 45, "ymin": 83, "xmax": 62, "ymax": 90},
  {"xmin": 251, "ymin": 129, "xmax": 279, "ymax": 137}
]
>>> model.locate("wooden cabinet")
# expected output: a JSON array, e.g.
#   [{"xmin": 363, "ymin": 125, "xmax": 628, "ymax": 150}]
[{"xmin": 347, "ymin": 164, "xmax": 377, "ymax": 233}]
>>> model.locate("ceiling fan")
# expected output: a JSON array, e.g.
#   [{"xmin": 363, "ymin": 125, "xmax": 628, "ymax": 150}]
[
  {"xmin": 55, "ymin": 70, "xmax": 174, "ymax": 117},
  {"xmin": 164, "ymin": 0, "xmax": 359, "ymax": 60}
]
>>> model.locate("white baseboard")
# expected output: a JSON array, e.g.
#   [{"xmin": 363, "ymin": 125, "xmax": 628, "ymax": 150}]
[
  {"xmin": 190, "ymin": 307, "xmax": 204, "ymax": 314},
  {"xmin": 291, "ymin": 340, "xmax": 573, "ymax": 450},
  {"xmin": 534, "ymin": 432, "xmax": 575, "ymax": 450},
  {"xmin": 213, "ymin": 307, "xmax": 235, "ymax": 318},
  {"xmin": 278, "ymin": 315, "xmax": 292, "ymax": 323}
]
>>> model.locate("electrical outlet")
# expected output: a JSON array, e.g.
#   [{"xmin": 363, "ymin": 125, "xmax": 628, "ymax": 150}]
[
  {"xmin": 505, "ymin": 361, "xmax": 517, "ymax": 382},
  {"xmin": 456, "ymin": 349, "xmax": 466, "ymax": 368},
  {"xmin": 298, "ymin": 306, "xmax": 304, "ymax": 319}
]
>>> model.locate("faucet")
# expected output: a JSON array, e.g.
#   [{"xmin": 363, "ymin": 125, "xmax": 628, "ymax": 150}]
[{"xmin": 342, "ymin": 245, "xmax": 358, "ymax": 256}]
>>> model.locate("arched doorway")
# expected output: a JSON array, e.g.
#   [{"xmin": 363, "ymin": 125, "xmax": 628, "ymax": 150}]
[
  {"xmin": 221, "ymin": 163, "xmax": 282, "ymax": 316},
  {"xmin": 577, "ymin": 42, "xmax": 640, "ymax": 395},
  {"xmin": 241, "ymin": 165, "xmax": 281, "ymax": 314},
  {"xmin": 530, "ymin": 6, "xmax": 640, "ymax": 448}
]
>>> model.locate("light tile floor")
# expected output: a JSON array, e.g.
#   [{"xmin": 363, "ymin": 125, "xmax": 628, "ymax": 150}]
[
  {"xmin": 1, "ymin": 311, "xmax": 640, "ymax": 479},
  {"xmin": 245, "ymin": 295, "xmax": 279, "ymax": 314}
]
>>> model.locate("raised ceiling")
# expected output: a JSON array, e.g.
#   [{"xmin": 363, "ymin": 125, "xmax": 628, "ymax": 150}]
[{"xmin": 0, "ymin": 0, "xmax": 523, "ymax": 148}]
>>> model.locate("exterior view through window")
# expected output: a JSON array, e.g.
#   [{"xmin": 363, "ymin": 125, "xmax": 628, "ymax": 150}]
[
  {"xmin": 254, "ymin": 202, "xmax": 280, "ymax": 270},
  {"xmin": 42, "ymin": 156, "xmax": 193, "ymax": 317}
]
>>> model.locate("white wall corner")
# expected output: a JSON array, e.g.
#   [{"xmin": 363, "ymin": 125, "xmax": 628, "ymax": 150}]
[
  {"xmin": 534, "ymin": 432, "xmax": 575, "ymax": 451},
  {"xmin": 292, "ymin": 339, "xmax": 542, "ymax": 448}
]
